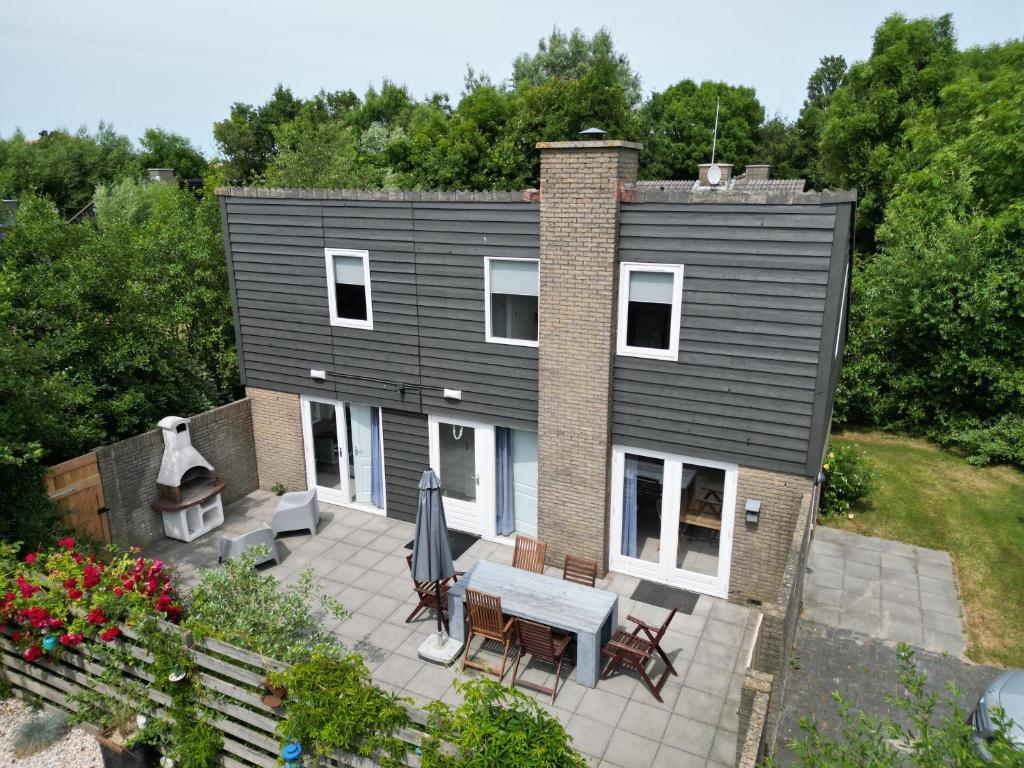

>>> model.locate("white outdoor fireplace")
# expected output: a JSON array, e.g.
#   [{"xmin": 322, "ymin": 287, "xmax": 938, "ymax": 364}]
[{"xmin": 151, "ymin": 415, "xmax": 225, "ymax": 542}]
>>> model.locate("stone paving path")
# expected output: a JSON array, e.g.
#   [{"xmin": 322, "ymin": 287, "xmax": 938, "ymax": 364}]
[
  {"xmin": 803, "ymin": 527, "xmax": 966, "ymax": 656},
  {"xmin": 775, "ymin": 621, "xmax": 1000, "ymax": 765},
  {"xmin": 147, "ymin": 490, "xmax": 759, "ymax": 768}
]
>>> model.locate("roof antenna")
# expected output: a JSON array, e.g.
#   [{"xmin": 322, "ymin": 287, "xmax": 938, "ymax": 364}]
[{"xmin": 711, "ymin": 96, "xmax": 720, "ymax": 164}]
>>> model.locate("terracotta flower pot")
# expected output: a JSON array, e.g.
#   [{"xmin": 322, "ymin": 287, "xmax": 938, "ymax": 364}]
[{"xmin": 260, "ymin": 680, "xmax": 287, "ymax": 708}]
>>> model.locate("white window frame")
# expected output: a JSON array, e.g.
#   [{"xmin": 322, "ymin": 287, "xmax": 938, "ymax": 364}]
[
  {"xmin": 325, "ymin": 248, "xmax": 374, "ymax": 330},
  {"xmin": 483, "ymin": 256, "xmax": 539, "ymax": 348},
  {"xmin": 616, "ymin": 262, "xmax": 684, "ymax": 361}
]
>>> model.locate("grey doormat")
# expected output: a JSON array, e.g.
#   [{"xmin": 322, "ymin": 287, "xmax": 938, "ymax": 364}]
[
  {"xmin": 630, "ymin": 580, "xmax": 700, "ymax": 615},
  {"xmin": 405, "ymin": 531, "xmax": 480, "ymax": 561}
]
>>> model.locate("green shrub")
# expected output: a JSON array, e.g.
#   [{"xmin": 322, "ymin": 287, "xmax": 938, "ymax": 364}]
[
  {"xmin": 818, "ymin": 441, "xmax": 874, "ymax": 520},
  {"xmin": 271, "ymin": 482, "xmax": 288, "ymax": 496},
  {"xmin": 13, "ymin": 709, "xmax": 69, "ymax": 757},
  {"xmin": 421, "ymin": 679, "xmax": 586, "ymax": 768}
]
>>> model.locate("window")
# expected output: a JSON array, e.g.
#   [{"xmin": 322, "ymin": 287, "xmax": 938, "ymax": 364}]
[
  {"xmin": 325, "ymin": 248, "xmax": 373, "ymax": 329},
  {"xmin": 616, "ymin": 263, "xmax": 683, "ymax": 360},
  {"xmin": 485, "ymin": 258, "xmax": 538, "ymax": 346}
]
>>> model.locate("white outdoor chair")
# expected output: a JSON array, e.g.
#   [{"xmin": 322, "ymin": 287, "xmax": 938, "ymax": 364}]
[
  {"xmin": 271, "ymin": 488, "xmax": 320, "ymax": 537},
  {"xmin": 217, "ymin": 524, "xmax": 280, "ymax": 566}
]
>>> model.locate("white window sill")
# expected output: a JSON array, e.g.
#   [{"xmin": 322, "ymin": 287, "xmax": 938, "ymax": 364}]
[
  {"xmin": 330, "ymin": 317, "xmax": 373, "ymax": 330},
  {"xmin": 616, "ymin": 344, "xmax": 678, "ymax": 361},
  {"xmin": 485, "ymin": 335, "xmax": 539, "ymax": 348}
]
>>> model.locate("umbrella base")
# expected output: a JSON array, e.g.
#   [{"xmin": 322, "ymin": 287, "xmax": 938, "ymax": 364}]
[{"xmin": 418, "ymin": 633, "xmax": 464, "ymax": 666}]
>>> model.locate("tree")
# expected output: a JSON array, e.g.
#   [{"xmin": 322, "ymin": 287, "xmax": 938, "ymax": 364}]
[
  {"xmin": 639, "ymin": 80, "xmax": 764, "ymax": 180},
  {"xmin": 264, "ymin": 108, "xmax": 377, "ymax": 189},
  {"xmin": 138, "ymin": 128, "xmax": 209, "ymax": 180},
  {"xmin": 213, "ymin": 85, "xmax": 302, "ymax": 183},
  {"xmin": 512, "ymin": 27, "xmax": 641, "ymax": 108},
  {"xmin": 818, "ymin": 14, "xmax": 958, "ymax": 249}
]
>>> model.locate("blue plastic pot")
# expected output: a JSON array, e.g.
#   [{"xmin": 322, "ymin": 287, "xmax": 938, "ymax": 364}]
[
  {"xmin": 42, "ymin": 635, "xmax": 59, "ymax": 652},
  {"xmin": 281, "ymin": 742, "xmax": 302, "ymax": 767}
]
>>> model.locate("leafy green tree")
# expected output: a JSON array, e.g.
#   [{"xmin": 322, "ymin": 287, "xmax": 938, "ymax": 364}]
[
  {"xmin": 640, "ymin": 80, "xmax": 764, "ymax": 180},
  {"xmin": 264, "ymin": 107, "xmax": 377, "ymax": 189},
  {"xmin": 819, "ymin": 14, "xmax": 958, "ymax": 248},
  {"xmin": 786, "ymin": 55, "xmax": 847, "ymax": 187},
  {"xmin": 138, "ymin": 127, "xmax": 209, "ymax": 179},
  {"xmin": 513, "ymin": 26, "xmax": 642, "ymax": 108},
  {"xmin": 212, "ymin": 84, "xmax": 302, "ymax": 183}
]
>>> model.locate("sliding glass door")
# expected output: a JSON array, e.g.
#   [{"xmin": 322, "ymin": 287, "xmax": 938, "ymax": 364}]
[
  {"xmin": 301, "ymin": 396, "xmax": 386, "ymax": 514},
  {"xmin": 428, "ymin": 416, "xmax": 494, "ymax": 535},
  {"xmin": 609, "ymin": 446, "xmax": 736, "ymax": 597},
  {"xmin": 495, "ymin": 427, "xmax": 538, "ymax": 539}
]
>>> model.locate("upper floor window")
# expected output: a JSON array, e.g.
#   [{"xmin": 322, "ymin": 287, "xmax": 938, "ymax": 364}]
[
  {"xmin": 616, "ymin": 263, "xmax": 683, "ymax": 360},
  {"xmin": 325, "ymin": 248, "xmax": 373, "ymax": 330},
  {"xmin": 485, "ymin": 257, "xmax": 538, "ymax": 346}
]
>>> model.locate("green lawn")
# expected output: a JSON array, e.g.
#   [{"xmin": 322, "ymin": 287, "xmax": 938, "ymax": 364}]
[{"xmin": 827, "ymin": 429, "xmax": 1024, "ymax": 668}]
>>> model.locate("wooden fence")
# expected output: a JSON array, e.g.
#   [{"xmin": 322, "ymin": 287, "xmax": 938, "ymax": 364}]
[
  {"xmin": 45, "ymin": 452, "xmax": 111, "ymax": 543},
  {"xmin": 0, "ymin": 621, "xmax": 448, "ymax": 768}
]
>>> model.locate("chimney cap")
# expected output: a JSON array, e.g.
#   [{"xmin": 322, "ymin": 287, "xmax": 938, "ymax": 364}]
[{"xmin": 578, "ymin": 127, "xmax": 606, "ymax": 138}]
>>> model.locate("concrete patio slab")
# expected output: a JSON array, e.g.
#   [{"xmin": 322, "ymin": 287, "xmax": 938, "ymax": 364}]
[
  {"xmin": 144, "ymin": 490, "xmax": 756, "ymax": 768},
  {"xmin": 804, "ymin": 527, "xmax": 966, "ymax": 657}
]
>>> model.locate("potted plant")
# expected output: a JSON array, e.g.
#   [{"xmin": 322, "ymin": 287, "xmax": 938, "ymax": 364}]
[
  {"xmin": 95, "ymin": 703, "xmax": 148, "ymax": 768},
  {"xmin": 260, "ymin": 678, "xmax": 288, "ymax": 707}
]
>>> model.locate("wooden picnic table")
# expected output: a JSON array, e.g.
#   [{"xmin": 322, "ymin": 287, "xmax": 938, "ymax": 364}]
[{"xmin": 447, "ymin": 560, "xmax": 619, "ymax": 687}]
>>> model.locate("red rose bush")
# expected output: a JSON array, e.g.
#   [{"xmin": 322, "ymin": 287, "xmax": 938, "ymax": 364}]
[{"xmin": 0, "ymin": 539, "xmax": 182, "ymax": 662}]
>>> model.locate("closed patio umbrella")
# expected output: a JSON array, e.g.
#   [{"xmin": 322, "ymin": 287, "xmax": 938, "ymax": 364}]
[{"xmin": 411, "ymin": 469, "xmax": 455, "ymax": 643}]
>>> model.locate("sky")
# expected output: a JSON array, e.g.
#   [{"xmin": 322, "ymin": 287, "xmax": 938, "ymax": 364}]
[{"xmin": 1, "ymin": 0, "xmax": 1020, "ymax": 156}]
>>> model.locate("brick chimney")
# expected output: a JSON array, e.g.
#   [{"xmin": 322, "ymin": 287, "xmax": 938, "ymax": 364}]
[
  {"xmin": 535, "ymin": 139, "xmax": 641, "ymax": 571},
  {"xmin": 743, "ymin": 164, "xmax": 771, "ymax": 180},
  {"xmin": 697, "ymin": 163, "xmax": 733, "ymax": 187}
]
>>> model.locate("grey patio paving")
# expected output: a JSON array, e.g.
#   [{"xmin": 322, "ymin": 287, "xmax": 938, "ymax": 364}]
[
  {"xmin": 145, "ymin": 490, "xmax": 759, "ymax": 768},
  {"xmin": 803, "ymin": 526, "xmax": 966, "ymax": 656}
]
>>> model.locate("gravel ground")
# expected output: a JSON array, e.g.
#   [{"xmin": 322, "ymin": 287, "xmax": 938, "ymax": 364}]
[{"xmin": 0, "ymin": 698, "xmax": 102, "ymax": 767}]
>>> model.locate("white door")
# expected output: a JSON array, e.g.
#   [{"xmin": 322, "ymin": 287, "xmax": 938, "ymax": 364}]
[
  {"xmin": 429, "ymin": 416, "xmax": 494, "ymax": 535},
  {"xmin": 608, "ymin": 446, "xmax": 736, "ymax": 599},
  {"xmin": 347, "ymin": 403, "xmax": 374, "ymax": 505},
  {"xmin": 511, "ymin": 429, "xmax": 538, "ymax": 538},
  {"xmin": 301, "ymin": 397, "xmax": 347, "ymax": 506}
]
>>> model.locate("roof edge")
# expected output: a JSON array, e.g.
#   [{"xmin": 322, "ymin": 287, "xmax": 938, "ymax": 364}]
[
  {"xmin": 624, "ymin": 188, "xmax": 857, "ymax": 205},
  {"xmin": 215, "ymin": 187, "xmax": 540, "ymax": 203}
]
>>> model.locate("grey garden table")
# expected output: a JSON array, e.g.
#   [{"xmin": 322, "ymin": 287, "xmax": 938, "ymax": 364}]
[{"xmin": 447, "ymin": 560, "xmax": 618, "ymax": 687}]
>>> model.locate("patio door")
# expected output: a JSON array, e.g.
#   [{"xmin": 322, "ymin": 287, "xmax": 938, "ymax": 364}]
[
  {"xmin": 608, "ymin": 446, "xmax": 736, "ymax": 598},
  {"xmin": 428, "ymin": 416, "xmax": 494, "ymax": 535},
  {"xmin": 300, "ymin": 396, "xmax": 386, "ymax": 514}
]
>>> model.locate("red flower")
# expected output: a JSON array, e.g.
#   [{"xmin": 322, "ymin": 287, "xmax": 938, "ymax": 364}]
[
  {"xmin": 86, "ymin": 609, "xmax": 106, "ymax": 626},
  {"xmin": 82, "ymin": 566, "xmax": 101, "ymax": 590},
  {"xmin": 72, "ymin": 554, "xmax": 84, "ymax": 564},
  {"xmin": 12, "ymin": 631, "xmax": 22, "ymax": 642},
  {"xmin": 114, "ymin": 587, "xmax": 124, "ymax": 597},
  {"xmin": 67, "ymin": 588, "xmax": 83, "ymax": 601},
  {"xmin": 100, "ymin": 626, "xmax": 121, "ymax": 642},
  {"xmin": 24, "ymin": 552, "xmax": 36, "ymax": 564},
  {"xmin": 57, "ymin": 537, "xmax": 76, "ymax": 549},
  {"xmin": 23, "ymin": 645, "xmax": 42, "ymax": 662},
  {"xmin": 63, "ymin": 577, "xmax": 77, "ymax": 589},
  {"xmin": 59, "ymin": 633, "xmax": 84, "ymax": 646}
]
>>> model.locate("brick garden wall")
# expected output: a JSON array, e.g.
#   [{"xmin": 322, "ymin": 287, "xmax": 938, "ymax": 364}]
[
  {"xmin": 730, "ymin": 467, "xmax": 815, "ymax": 604},
  {"xmin": 536, "ymin": 141, "xmax": 640, "ymax": 570},
  {"xmin": 245, "ymin": 386, "xmax": 307, "ymax": 494},
  {"xmin": 95, "ymin": 399, "xmax": 258, "ymax": 547}
]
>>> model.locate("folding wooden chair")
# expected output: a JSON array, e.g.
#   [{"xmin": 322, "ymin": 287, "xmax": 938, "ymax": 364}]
[
  {"xmin": 600, "ymin": 607, "xmax": 678, "ymax": 702},
  {"xmin": 404, "ymin": 553, "xmax": 461, "ymax": 632},
  {"xmin": 511, "ymin": 619, "xmax": 572, "ymax": 703},
  {"xmin": 512, "ymin": 535, "xmax": 547, "ymax": 574},
  {"xmin": 461, "ymin": 589, "xmax": 516, "ymax": 680},
  {"xmin": 562, "ymin": 554, "xmax": 598, "ymax": 587}
]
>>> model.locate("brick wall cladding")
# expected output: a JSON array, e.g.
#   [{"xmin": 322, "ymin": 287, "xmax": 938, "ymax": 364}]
[
  {"xmin": 536, "ymin": 143, "xmax": 639, "ymax": 570},
  {"xmin": 95, "ymin": 399, "xmax": 258, "ymax": 548},
  {"xmin": 729, "ymin": 467, "xmax": 815, "ymax": 604},
  {"xmin": 245, "ymin": 386, "xmax": 307, "ymax": 493}
]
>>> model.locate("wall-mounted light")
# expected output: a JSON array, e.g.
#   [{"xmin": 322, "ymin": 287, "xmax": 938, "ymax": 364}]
[
  {"xmin": 443, "ymin": 389, "xmax": 462, "ymax": 402},
  {"xmin": 310, "ymin": 369, "xmax": 326, "ymax": 381},
  {"xmin": 745, "ymin": 499, "xmax": 762, "ymax": 524}
]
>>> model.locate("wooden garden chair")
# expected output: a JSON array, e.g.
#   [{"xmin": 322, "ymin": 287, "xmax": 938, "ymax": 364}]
[
  {"xmin": 512, "ymin": 535, "xmax": 547, "ymax": 574},
  {"xmin": 404, "ymin": 553, "xmax": 461, "ymax": 632},
  {"xmin": 460, "ymin": 589, "xmax": 516, "ymax": 680},
  {"xmin": 600, "ymin": 607, "xmax": 678, "ymax": 702},
  {"xmin": 562, "ymin": 554, "xmax": 598, "ymax": 587},
  {"xmin": 511, "ymin": 619, "xmax": 572, "ymax": 703}
]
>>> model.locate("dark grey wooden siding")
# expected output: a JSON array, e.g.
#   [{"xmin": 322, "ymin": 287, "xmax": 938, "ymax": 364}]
[
  {"xmin": 381, "ymin": 409, "xmax": 429, "ymax": 522},
  {"xmin": 613, "ymin": 202, "xmax": 853, "ymax": 477}
]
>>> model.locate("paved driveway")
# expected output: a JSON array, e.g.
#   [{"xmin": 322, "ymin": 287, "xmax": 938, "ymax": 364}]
[{"xmin": 803, "ymin": 527, "xmax": 966, "ymax": 656}]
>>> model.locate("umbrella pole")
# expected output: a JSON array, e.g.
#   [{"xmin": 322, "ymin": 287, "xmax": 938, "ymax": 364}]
[{"xmin": 434, "ymin": 580, "xmax": 444, "ymax": 645}]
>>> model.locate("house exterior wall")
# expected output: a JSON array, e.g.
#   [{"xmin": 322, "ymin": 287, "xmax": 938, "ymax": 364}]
[
  {"xmin": 729, "ymin": 466, "xmax": 815, "ymax": 603},
  {"xmin": 246, "ymin": 386, "xmax": 307, "ymax": 493},
  {"xmin": 535, "ymin": 141, "xmax": 640, "ymax": 569}
]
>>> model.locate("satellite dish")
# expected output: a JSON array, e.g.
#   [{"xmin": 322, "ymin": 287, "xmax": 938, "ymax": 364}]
[{"xmin": 707, "ymin": 164, "xmax": 722, "ymax": 185}]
